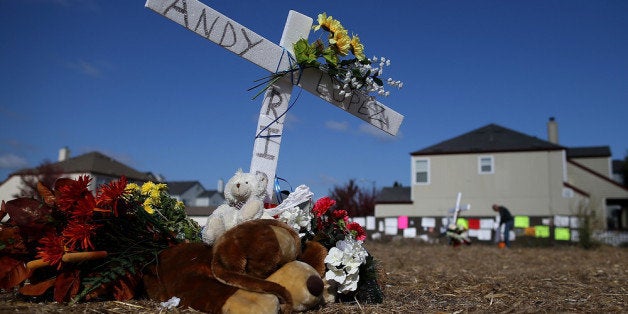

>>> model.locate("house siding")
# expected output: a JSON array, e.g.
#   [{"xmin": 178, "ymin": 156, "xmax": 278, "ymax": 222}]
[
  {"xmin": 570, "ymin": 157, "xmax": 611, "ymax": 178},
  {"xmin": 400, "ymin": 151, "xmax": 570, "ymax": 217}
]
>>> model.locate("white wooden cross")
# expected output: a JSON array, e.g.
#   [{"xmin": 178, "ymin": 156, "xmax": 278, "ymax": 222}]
[{"xmin": 146, "ymin": 0, "xmax": 404, "ymax": 201}]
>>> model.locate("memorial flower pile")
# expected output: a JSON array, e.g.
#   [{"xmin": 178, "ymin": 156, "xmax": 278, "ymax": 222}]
[
  {"xmin": 274, "ymin": 195, "xmax": 382, "ymax": 302},
  {"xmin": 0, "ymin": 176, "xmax": 200, "ymax": 303},
  {"xmin": 252, "ymin": 12, "xmax": 402, "ymax": 100},
  {"xmin": 1, "ymin": 176, "xmax": 382, "ymax": 305}
]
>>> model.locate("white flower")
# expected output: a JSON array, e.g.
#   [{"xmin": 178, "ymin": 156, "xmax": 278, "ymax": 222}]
[
  {"xmin": 338, "ymin": 272, "xmax": 360, "ymax": 293},
  {"xmin": 325, "ymin": 264, "xmax": 347, "ymax": 283},
  {"xmin": 323, "ymin": 238, "xmax": 368, "ymax": 294},
  {"xmin": 324, "ymin": 247, "xmax": 344, "ymax": 267}
]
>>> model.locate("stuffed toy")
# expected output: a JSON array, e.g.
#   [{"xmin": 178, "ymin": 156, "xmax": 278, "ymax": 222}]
[
  {"xmin": 144, "ymin": 219, "xmax": 328, "ymax": 313},
  {"xmin": 202, "ymin": 169, "xmax": 269, "ymax": 245}
]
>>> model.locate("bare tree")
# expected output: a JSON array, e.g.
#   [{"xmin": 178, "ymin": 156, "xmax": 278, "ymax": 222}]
[
  {"xmin": 329, "ymin": 179, "xmax": 378, "ymax": 217},
  {"xmin": 13, "ymin": 161, "xmax": 63, "ymax": 200},
  {"xmin": 622, "ymin": 154, "xmax": 628, "ymax": 187}
]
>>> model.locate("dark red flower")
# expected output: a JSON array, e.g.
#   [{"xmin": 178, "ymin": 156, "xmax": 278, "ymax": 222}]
[
  {"xmin": 96, "ymin": 176, "xmax": 128, "ymax": 216},
  {"xmin": 332, "ymin": 209, "xmax": 348, "ymax": 220},
  {"xmin": 347, "ymin": 222, "xmax": 366, "ymax": 241},
  {"xmin": 36, "ymin": 232, "xmax": 66, "ymax": 269},
  {"xmin": 55, "ymin": 176, "xmax": 92, "ymax": 212},
  {"xmin": 62, "ymin": 220, "xmax": 99, "ymax": 250},
  {"xmin": 312, "ymin": 197, "xmax": 335, "ymax": 217},
  {"xmin": 71, "ymin": 194, "xmax": 96, "ymax": 219}
]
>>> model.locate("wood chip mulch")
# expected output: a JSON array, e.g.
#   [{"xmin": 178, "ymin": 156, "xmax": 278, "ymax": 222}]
[{"xmin": 1, "ymin": 240, "xmax": 626, "ymax": 313}]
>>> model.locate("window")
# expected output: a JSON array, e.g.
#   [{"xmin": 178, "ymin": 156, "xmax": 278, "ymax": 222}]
[
  {"xmin": 478, "ymin": 156, "xmax": 494, "ymax": 174},
  {"xmin": 414, "ymin": 159, "xmax": 429, "ymax": 184}
]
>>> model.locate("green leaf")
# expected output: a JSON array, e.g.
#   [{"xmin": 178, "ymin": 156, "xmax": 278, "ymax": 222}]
[{"xmin": 323, "ymin": 47, "xmax": 338, "ymax": 67}]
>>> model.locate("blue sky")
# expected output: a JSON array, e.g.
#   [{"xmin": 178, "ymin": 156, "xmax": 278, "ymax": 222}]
[{"xmin": 1, "ymin": 0, "xmax": 627, "ymax": 199}]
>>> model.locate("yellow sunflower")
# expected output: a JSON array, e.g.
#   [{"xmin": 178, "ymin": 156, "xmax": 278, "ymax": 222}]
[
  {"xmin": 350, "ymin": 35, "xmax": 366, "ymax": 60},
  {"xmin": 329, "ymin": 28, "xmax": 351, "ymax": 56},
  {"xmin": 313, "ymin": 13, "xmax": 334, "ymax": 31}
]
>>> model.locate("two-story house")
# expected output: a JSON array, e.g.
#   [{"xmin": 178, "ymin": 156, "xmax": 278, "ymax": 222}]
[
  {"xmin": 166, "ymin": 181, "xmax": 225, "ymax": 225},
  {"xmin": 375, "ymin": 119, "xmax": 628, "ymax": 242}
]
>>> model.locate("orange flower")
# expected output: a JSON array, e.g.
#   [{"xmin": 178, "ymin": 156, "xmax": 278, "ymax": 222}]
[
  {"xmin": 96, "ymin": 176, "xmax": 128, "ymax": 216},
  {"xmin": 36, "ymin": 232, "xmax": 66, "ymax": 269},
  {"xmin": 71, "ymin": 194, "xmax": 96, "ymax": 219},
  {"xmin": 63, "ymin": 220, "xmax": 99, "ymax": 250},
  {"xmin": 55, "ymin": 175, "xmax": 92, "ymax": 211}
]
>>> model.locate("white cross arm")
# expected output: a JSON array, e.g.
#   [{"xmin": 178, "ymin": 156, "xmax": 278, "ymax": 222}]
[{"xmin": 146, "ymin": 0, "xmax": 404, "ymax": 135}]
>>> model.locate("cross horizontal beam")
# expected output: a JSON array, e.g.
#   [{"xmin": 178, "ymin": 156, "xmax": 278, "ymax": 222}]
[{"xmin": 146, "ymin": 0, "xmax": 404, "ymax": 135}]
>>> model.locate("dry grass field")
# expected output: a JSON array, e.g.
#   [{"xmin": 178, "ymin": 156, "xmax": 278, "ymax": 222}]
[{"xmin": 1, "ymin": 240, "xmax": 626, "ymax": 313}]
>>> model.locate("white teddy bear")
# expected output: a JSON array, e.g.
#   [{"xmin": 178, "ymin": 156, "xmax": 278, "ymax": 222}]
[{"xmin": 201, "ymin": 169, "xmax": 269, "ymax": 245}]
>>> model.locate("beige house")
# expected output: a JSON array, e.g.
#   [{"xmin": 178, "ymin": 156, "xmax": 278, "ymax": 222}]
[{"xmin": 375, "ymin": 119, "xmax": 628, "ymax": 233}]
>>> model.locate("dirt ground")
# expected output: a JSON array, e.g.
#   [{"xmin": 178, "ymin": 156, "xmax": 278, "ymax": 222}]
[{"xmin": 1, "ymin": 240, "xmax": 626, "ymax": 313}]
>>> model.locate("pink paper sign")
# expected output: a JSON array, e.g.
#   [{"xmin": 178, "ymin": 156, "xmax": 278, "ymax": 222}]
[{"xmin": 397, "ymin": 216, "xmax": 409, "ymax": 229}]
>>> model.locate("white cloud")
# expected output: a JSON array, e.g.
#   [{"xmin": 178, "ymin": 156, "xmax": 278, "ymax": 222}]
[
  {"xmin": 325, "ymin": 120, "xmax": 349, "ymax": 132},
  {"xmin": 0, "ymin": 154, "xmax": 29, "ymax": 170},
  {"xmin": 358, "ymin": 123, "xmax": 403, "ymax": 141},
  {"xmin": 68, "ymin": 60, "xmax": 102, "ymax": 78}
]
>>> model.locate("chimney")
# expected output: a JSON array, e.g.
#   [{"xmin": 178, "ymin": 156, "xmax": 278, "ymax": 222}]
[
  {"xmin": 217, "ymin": 178, "xmax": 224, "ymax": 194},
  {"xmin": 547, "ymin": 117, "xmax": 558, "ymax": 144},
  {"xmin": 58, "ymin": 147, "xmax": 70, "ymax": 161}
]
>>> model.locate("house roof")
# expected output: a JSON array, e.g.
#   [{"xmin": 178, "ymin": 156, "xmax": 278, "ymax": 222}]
[
  {"xmin": 411, "ymin": 124, "xmax": 564, "ymax": 156},
  {"xmin": 44, "ymin": 151, "xmax": 153, "ymax": 182},
  {"xmin": 166, "ymin": 181, "xmax": 203, "ymax": 195},
  {"xmin": 185, "ymin": 206, "xmax": 217, "ymax": 216},
  {"xmin": 199, "ymin": 190, "xmax": 222, "ymax": 198},
  {"xmin": 567, "ymin": 146, "xmax": 611, "ymax": 158},
  {"xmin": 376, "ymin": 186, "xmax": 412, "ymax": 204}
]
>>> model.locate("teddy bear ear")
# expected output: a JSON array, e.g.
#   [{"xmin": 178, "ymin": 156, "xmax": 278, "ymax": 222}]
[{"xmin": 235, "ymin": 168, "xmax": 243, "ymax": 175}]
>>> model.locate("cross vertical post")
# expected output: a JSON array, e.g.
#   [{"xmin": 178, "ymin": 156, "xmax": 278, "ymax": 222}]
[{"xmin": 249, "ymin": 12, "xmax": 312, "ymax": 202}]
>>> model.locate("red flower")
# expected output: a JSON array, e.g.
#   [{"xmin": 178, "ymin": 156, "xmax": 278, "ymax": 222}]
[
  {"xmin": 347, "ymin": 222, "xmax": 366, "ymax": 241},
  {"xmin": 63, "ymin": 219, "xmax": 99, "ymax": 250},
  {"xmin": 55, "ymin": 176, "xmax": 92, "ymax": 211},
  {"xmin": 36, "ymin": 232, "xmax": 66, "ymax": 269},
  {"xmin": 96, "ymin": 176, "xmax": 128, "ymax": 216},
  {"xmin": 313, "ymin": 197, "xmax": 335, "ymax": 217},
  {"xmin": 71, "ymin": 194, "xmax": 96, "ymax": 219},
  {"xmin": 332, "ymin": 209, "xmax": 348, "ymax": 220}
]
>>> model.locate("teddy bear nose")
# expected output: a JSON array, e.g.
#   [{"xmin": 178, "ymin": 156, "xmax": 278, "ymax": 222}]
[
  {"xmin": 306, "ymin": 275, "xmax": 324, "ymax": 297},
  {"xmin": 236, "ymin": 183, "xmax": 240, "ymax": 188}
]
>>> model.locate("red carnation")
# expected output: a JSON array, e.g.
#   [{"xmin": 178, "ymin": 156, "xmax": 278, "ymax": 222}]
[
  {"xmin": 312, "ymin": 197, "xmax": 335, "ymax": 217},
  {"xmin": 347, "ymin": 222, "xmax": 366, "ymax": 241},
  {"xmin": 332, "ymin": 209, "xmax": 348, "ymax": 220}
]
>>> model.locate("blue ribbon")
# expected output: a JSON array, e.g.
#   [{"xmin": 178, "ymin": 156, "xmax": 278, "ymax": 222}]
[{"xmin": 274, "ymin": 175, "xmax": 293, "ymax": 203}]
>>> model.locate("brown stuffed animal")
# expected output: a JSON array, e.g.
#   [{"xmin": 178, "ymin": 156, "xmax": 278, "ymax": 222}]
[{"xmin": 143, "ymin": 219, "xmax": 328, "ymax": 313}]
